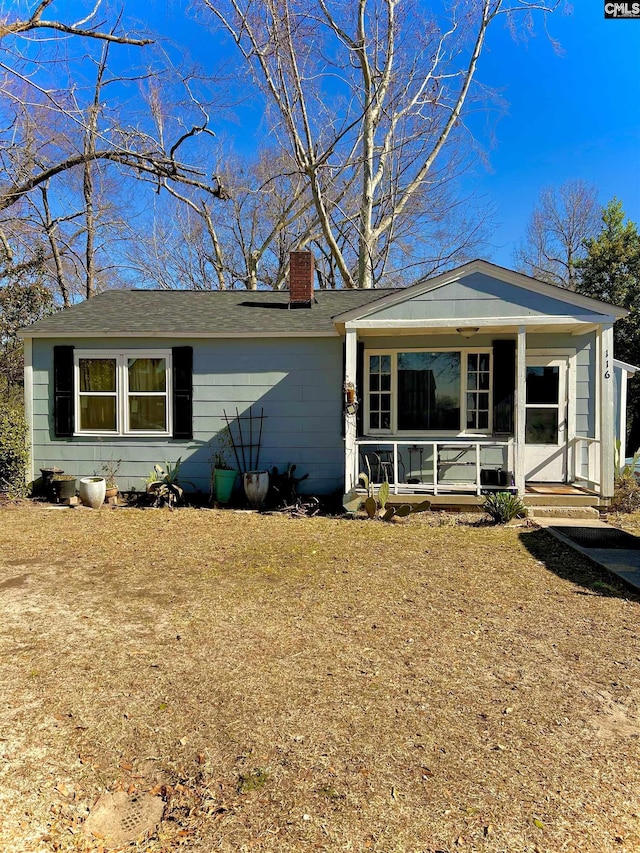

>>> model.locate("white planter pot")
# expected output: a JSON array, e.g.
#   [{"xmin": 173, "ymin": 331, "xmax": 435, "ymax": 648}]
[
  {"xmin": 79, "ymin": 476, "xmax": 106, "ymax": 509},
  {"xmin": 243, "ymin": 471, "xmax": 269, "ymax": 509}
]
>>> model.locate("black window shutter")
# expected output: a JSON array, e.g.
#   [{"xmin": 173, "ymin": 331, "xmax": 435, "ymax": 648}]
[
  {"xmin": 356, "ymin": 341, "xmax": 365, "ymax": 436},
  {"xmin": 172, "ymin": 346, "xmax": 193, "ymax": 440},
  {"xmin": 340, "ymin": 341, "xmax": 346, "ymax": 438},
  {"xmin": 53, "ymin": 346, "xmax": 74, "ymax": 437},
  {"xmin": 492, "ymin": 339, "xmax": 516, "ymax": 434}
]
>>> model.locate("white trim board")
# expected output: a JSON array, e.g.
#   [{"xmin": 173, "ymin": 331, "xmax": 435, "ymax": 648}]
[
  {"xmin": 19, "ymin": 330, "xmax": 339, "ymax": 340},
  {"xmin": 23, "ymin": 337, "xmax": 34, "ymax": 485},
  {"xmin": 345, "ymin": 315, "xmax": 616, "ymax": 330},
  {"xmin": 614, "ymin": 358, "xmax": 639, "ymax": 374}
]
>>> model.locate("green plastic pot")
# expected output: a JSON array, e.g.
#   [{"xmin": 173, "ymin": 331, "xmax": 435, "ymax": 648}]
[{"xmin": 214, "ymin": 469, "xmax": 237, "ymax": 505}]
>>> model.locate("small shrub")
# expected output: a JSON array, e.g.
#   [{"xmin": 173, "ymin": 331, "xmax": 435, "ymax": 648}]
[
  {"xmin": 237, "ymin": 768, "xmax": 269, "ymax": 794},
  {"xmin": 483, "ymin": 491, "xmax": 526, "ymax": 524},
  {"xmin": 611, "ymin": 444, "xmax": 640, "ymax": 513},
  {"xmin": 0, "ymin": 403, "xmax": 28, "ymax": 496},
  {"xmin": 146, "ymin": 458, "xmax": 195, "ymax": 509},
  {"xmin": 610, "ymin": 472, "xmax": 640, "ymax": 513}
]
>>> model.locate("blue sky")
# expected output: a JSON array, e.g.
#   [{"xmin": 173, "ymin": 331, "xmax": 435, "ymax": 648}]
[
  {"xmin": 141, "ymin": 1, "xmax": 640, "ymax": 269},
  {"xmin": 471, "ymin": 3, "xmax": 640, "ymax": 265}
]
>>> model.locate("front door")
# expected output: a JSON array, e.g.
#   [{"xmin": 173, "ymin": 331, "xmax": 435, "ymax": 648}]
[{"xmin": 524, "ymin": 357, "xmax": 567, "ymax": 482}]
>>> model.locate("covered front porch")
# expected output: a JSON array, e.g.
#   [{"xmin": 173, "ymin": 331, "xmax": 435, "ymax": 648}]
[
  {"xmin": 335, "ymin": 261, "xmax": 628, "ymax": 507},
  {"xmin": 353, "ymin": 437, "xmax": 604, "ymax": 505}
]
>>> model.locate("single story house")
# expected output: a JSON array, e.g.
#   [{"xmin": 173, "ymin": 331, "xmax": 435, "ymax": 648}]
[{"xmin": 19, "ymin": 254, "xmax": 630, "ymax": 508}]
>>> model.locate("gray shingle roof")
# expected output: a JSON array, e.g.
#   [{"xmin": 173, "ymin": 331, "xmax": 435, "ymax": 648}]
[{"xmin": 22, "ymin": 288, "xmax": 395, "ymax": 337}]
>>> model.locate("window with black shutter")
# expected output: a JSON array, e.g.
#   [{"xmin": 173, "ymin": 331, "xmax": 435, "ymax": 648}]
[
  {"xmin": 53, "ymin": 346, "xmax": 74, "ymax": 437},
  {"xmin": 172, "ymin": 346, "xmax": 193, "ymax": 440},
  {"xmin": 57, "ymin": 347, "xmax": 193, "ymax": 438}
]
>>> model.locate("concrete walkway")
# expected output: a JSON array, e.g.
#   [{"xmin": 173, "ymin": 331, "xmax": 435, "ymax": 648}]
[{"xmin": 535, "ymin": 517, "xmax": 640, "ymax": 594}]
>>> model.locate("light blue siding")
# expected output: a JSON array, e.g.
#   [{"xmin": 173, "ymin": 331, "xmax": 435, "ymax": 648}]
[
  {"xmin": 366, "ymin": 272, "xmax": 605, "ymax": 322},
  {"xmin": 31, "ymin": 336, "xmax": 345, "ymax": 496}
]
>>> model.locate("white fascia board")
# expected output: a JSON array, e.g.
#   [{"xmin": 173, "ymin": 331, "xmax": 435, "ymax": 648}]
[
  {"xmin": 344, "ymin": 314, "xmax": 617, "ymax": 330},
  {"xmin": 18, "ymin": 330, "xmax": 339, "ymax": 339},
  {"xmin": 333, "ymin": 259, "xmax": 629, "ymax": 323},
  {"xmin": 614, "ymin": 358, "xmax": 640, "ymax": 374}
]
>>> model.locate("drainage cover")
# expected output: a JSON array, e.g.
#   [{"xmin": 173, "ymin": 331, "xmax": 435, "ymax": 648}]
[
  {"xmin": 551, "ymin": 526, "xmax": 640, "ymax": 550},
  {"xmin": 83, "ymin": 791, "xmax": 164, "ymax": 847}
]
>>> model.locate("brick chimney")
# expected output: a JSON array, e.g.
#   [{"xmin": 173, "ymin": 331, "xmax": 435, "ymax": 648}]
[{"xmin": 289, "ymin": 250, "xmax": 315, "ymax": 307}]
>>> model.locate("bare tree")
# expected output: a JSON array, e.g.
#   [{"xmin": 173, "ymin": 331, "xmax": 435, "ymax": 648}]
[
  {"xmin": 0, "ymin": 1, "xmax": 224, "ymax": 216},
  {"xmin": 514, "ymin": 179, "xmax": 601, "ymax": 289},
  {"xmin": 200, "ymin": 0, "xmax": 563, "ymax": 288},
  {"xmin": 0, "ymin": 1, "xmax": 233, "ymax": 303},
  {"xmin": 130, "ymin": 147, "xmax": 323, "ymax": 291}
]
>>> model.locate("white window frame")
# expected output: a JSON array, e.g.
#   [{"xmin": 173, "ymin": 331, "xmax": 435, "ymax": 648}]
[
  {"xmin": 74, "ymin": 349, "xmax": 172, "ymax": 437},
  {"xmin": 364, "ymin": 347, "xmax": 493, "ymax": 437}
]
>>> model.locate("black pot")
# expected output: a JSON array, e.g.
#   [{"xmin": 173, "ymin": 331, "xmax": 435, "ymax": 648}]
[
  {"xmin": 498, "ymin": 469, "xmax": 513, "ymax": 487},
  {"xmin": 40, "ymin": 467, "xmax": 63, "ymax": 492},
  {"xmin": 480, "ymin": 468, "xmax": 499, "ymax": 486},
  {"xmin": 52, "ymin": 477, "xmax": 77, "ymax": 502}
]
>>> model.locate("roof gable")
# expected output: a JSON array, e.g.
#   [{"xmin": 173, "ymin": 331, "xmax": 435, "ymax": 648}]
[{"xmin": 334, "ymin": 260, "xmax": 628, "ymax": 325}]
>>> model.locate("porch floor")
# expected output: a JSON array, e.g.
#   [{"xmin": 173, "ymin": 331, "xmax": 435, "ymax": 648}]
[
  {"xmin": 382, "ymin": 483, "xmax": 605, "ymax": 510},
  {"xmin": 525, "ymin": 483, "xmax": 598, "ymax": 496}
]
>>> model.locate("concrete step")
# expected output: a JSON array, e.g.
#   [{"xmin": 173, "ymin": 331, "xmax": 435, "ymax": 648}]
[
  {"xmin": 527, "ymin": 505, "xmax": 600, "ymax": 520},
  {"xmin": 524, "ymin": 494, "xmax": 601, "ymax": 507}
]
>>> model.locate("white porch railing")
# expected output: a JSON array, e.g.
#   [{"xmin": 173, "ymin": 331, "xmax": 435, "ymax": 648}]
[
  {"xmin": 573, "ymin": 436, "xmax": 601, "ymax": 490},
  {"xmin": 356, "ymin": 439, "xmax": 515, "ymax": 496}
]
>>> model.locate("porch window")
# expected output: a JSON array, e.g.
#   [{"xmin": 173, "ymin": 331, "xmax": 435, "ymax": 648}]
[
  {"xmin": 525, "ymin": 365, "xmax": 560, "ymax": 445},
  {"xmin": 466, "ymin": 353, "xmax": 491, "ymax": 430},
  {"xmin": 366, "ymin": 349, "xmax": 492, "ymax": 435},
  {"xmin": 368, "ymin": 355, "xmax": 392, "ymax": 430},
  {"xmin": 75, "ymin": 350, "xmax": 171, "ymax": 436},
  {"xmin": 397, "ymin": 352, "xmax": 460, "ymax": 430}
]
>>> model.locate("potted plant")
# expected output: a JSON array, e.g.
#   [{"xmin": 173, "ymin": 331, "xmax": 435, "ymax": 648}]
[
  {"xmin": 98, "ymin": 456, "xmax": 121, "ymax": 500},
  {"xmin": 51, "ymin": 474, "xmax": 77, "ymax": 503},
  {"xmin": 211, "ymin": 451, "xmax": 238, "ymax": 506},
  {"xmin": 210, "ymin": 429, "xmax": 238, "ymax": 505},
  {"xmin": 40, "ymin": 467, "xmax": 64, "ymax": 501},
  {"xmin": 146, "ymin": 458, "xmax": 194, "ymax": 510}
]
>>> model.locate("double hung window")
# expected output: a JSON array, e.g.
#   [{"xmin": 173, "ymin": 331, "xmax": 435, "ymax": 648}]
[
  {"xmin": 75, "ymin": 351, "xmax": 171, "ymax": 435},
  {"xmin": 366, "ymin": 349, "xmax": 492, "ymax": 435}
]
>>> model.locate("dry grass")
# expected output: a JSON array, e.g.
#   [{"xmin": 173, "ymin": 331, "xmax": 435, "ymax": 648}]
[
  {"xmin": 609, "ymin": 509, "xmax": 640, "ymax": 536},
  {"xmin": 1, "ymin": 506, "xmax": 639, "ymax": 853}
]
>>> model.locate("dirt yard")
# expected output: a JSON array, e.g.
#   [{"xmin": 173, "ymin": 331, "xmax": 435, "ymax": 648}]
[{"xmin": 1, "ymin": 506, "xmax": 639, "ymax": 853}]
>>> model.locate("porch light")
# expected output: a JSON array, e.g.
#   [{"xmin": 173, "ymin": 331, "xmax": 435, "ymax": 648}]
[{"xmin": 456, "ymin": 326, "xmax": 480, "ymax": 339}]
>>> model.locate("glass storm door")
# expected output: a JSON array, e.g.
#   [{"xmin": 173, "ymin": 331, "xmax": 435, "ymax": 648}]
[{"xmin": 524, "ymin": 357, "xmax": 567, "ymax": 482}]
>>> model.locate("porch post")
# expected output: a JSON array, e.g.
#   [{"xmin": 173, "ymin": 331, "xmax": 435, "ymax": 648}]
[
  {"xmin": 344, "ymin": 327, "xmax": 358, "ymax": 493},
  {"xmin": 515, "ymin": 325, "xmax": 526, "ymax": 495},
  {"xmin": 24, "ymin": 336, "xmax": 34, "ymax": 486},
  {"xmin": 599, "ymin": 323, "xmax": 615, "ymax": 499}
]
